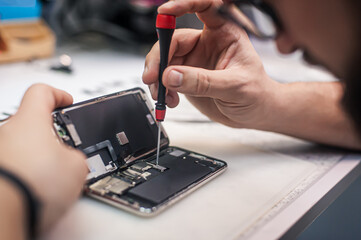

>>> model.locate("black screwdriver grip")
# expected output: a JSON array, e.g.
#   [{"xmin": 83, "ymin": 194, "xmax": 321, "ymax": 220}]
[{"xmin": 156, "ymin": 28, "xmax": 174, "ymax": 108}]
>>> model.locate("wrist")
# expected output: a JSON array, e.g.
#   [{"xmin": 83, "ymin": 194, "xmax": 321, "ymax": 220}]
[
  {"xmin": 0, "ymin": 167, "xmax": 41, "ymax": 239},
  {"xmin": 0, "ymin": 178, "xmax": 26, "ymax": 240},
  {"xmin": 251, "ymin": 76, "xmax": 287, "ymax": 131},
  {"xmin": 264, "ymin": 81, "xmax": 333, "ymax": 134}
]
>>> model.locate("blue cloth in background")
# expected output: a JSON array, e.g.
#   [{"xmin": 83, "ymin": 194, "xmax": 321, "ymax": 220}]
[
  {"xmin": 0, "ymin": 0, "xmax": 40, "ymax": 20},
  {"xmin": 0, "ymin": 0, "xmax": 36, "ymax": 7}
]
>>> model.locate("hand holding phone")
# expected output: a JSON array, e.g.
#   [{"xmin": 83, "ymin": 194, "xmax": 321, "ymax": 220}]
[{"xmin": 0, "ymin": 84, "xmax": 87, "ymax": 234}]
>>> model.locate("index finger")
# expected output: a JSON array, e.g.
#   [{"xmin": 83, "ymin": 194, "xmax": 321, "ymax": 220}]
[
  {"xmin": 158, "ymin": 0, "xmax": 226, "ymax": 29},
  {"xmin": 143, "ymin": 28, "xmax": 201, "ymax": 85}
]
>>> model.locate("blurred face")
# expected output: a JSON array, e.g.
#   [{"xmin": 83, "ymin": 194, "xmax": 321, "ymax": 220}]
[
  {"xmin": 264, "ymin": 0, "xmax": 361, "ymax": 133},
  {"xmin": 265, "ymin": 0, "xmax": 358, "ymax": 79}
]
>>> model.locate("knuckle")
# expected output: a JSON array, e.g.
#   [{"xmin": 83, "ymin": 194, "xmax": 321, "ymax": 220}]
[
  {"xmin": 195, "ymin": 71, "xmax": 211, "ymax": 95},
  {"xmin": 26, "ymin": 84, "xmax": 56, "ymax": 103}
]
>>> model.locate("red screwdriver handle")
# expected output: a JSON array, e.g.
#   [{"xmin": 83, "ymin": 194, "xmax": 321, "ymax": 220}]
[
  {"xmin": 156, "ymin": 14, "xmax": 176, "ymax": 29},
  {"xmin": 155, "ymin": 14, "xmax": 176, "ymax": 122}
]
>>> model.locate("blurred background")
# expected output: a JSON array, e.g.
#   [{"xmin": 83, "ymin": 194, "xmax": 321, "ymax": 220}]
[
  {"xmin": 0, "ymin": 0, "xmax": 204, "ymax": 55},
  {"xmin": 1, "ymin": 1, "xmax": 360, "ymax": 240}
]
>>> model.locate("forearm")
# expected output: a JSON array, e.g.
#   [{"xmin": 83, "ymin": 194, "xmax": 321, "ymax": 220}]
[
  {"xmin": 262, "ymin": 81, "xmax": 361, "ymax": 149},
  {"xmin": 0, "ymin": 178, "xmax": 26, "ymax": 240}
]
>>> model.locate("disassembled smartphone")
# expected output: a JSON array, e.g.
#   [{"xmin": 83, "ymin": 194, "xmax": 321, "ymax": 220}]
[{"xmin": 52, "ymin": 88, "xmax": 227, "ymax": 216}]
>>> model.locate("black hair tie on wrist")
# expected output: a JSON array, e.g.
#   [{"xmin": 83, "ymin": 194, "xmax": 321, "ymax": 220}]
[{"xmin": 0, "ymin": 167, "xmax": 40, "ymax": 240}]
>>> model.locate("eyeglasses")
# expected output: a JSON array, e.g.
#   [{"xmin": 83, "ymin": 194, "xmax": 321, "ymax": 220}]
[{"xmin": 217, "ymin": 0, "xmax": 282, "ymax": 39}]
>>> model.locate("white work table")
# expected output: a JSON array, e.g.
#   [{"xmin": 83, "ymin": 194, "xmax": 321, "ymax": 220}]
[{"xmin": 0, "ymin": 39, "xmax": 360, "ymax": 240}]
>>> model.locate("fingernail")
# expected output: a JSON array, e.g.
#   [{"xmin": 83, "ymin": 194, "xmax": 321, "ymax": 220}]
[
  {"xmin": 168, "ymin": 70, "xmax": 183, "ymax": 87},
  {"xmin": 160, "ymin": 1, "xmax": 176, "ymax": 9},
  {"xmin": 149, "ymin": 84, "xmax": 157, "ymax": 100},
  {"xmin": 149, "ymin": 84, "xmax": 155, "ymax": 94}
]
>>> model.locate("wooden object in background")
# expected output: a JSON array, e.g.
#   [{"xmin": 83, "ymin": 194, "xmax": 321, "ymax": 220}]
[{"xmin": 0, "ymin": 20, "xmax": 55, "ymax": 64}]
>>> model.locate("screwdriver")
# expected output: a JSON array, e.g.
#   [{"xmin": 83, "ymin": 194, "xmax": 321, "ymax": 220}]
[{"xmin": 155, "ymin": 14, "xmax": 176, "ymax": 165}]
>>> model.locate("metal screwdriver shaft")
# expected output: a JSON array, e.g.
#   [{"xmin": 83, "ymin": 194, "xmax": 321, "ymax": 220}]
[
  {"xmin": 156, "ymin": 125, "xmax": 161, "ymax": 165},
  {"xmin": 154, "ymin": 14, "xmax": 176, "ymax": 165}
]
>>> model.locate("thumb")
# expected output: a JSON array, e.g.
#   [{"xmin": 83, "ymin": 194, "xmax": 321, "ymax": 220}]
[
  {"xmin": 162, "ymin": 66, "xmax": 236, "ymax": 99},
  {"xmin": 16, "ymin": 84, "xmax": 73, "ymax": 121}
]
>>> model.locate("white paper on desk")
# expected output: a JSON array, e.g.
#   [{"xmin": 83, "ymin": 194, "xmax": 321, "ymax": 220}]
[{"xmin": 42, "ymin": 122, "xmax": 317, "ymax": 240}]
